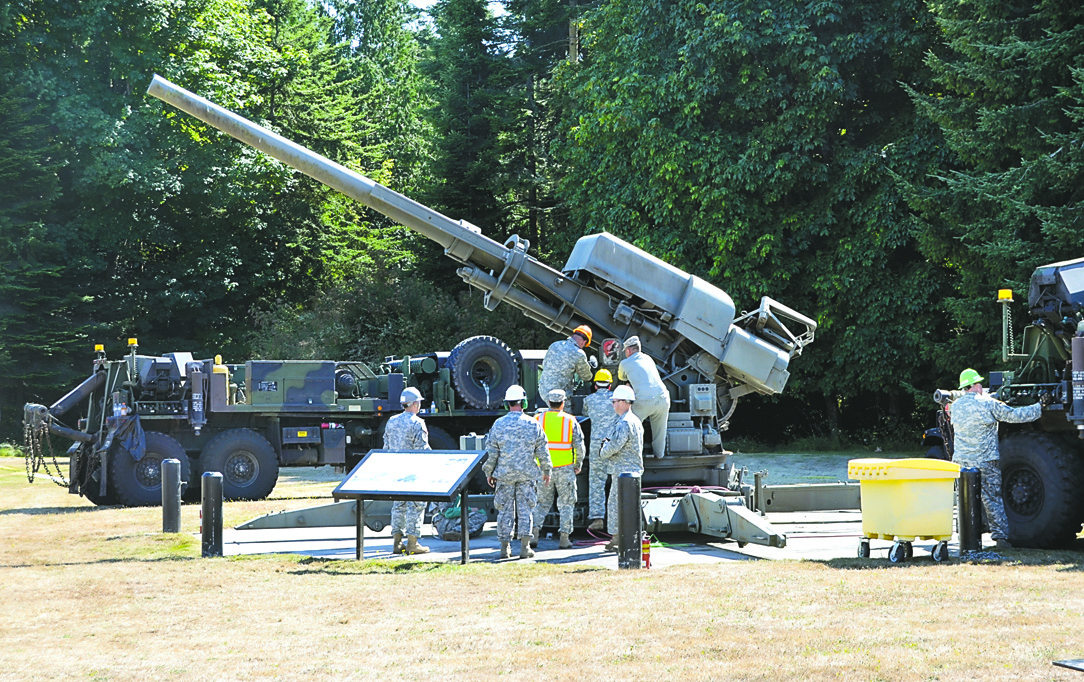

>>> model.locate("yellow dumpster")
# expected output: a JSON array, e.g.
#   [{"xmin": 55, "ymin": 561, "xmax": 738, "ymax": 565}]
[{"xmin": 847, "ymin": 458, "xmax": 961, "ymax": 563}]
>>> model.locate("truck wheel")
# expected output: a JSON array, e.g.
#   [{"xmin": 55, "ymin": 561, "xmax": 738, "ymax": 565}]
[
  {"xmin": 76, "ymin": 451, "xmax": 118, "ymax": 506},
  {"xmin": 925, "ymin": 445, "xmax": 949, "ymax": 461},
  {"xmin": 427, "ymin": 425, "xmax": 458, "ymax": 451},
  {"xmin": 448, "ymin": 336, "xmax": 518, "ymax": 409},
  {"xmin": 109, "ymin": 432, "xmax": 191, "ymax": 507},
  {"xmin": 199, "ymin": 428, "xmax": 279, "ymax": 501},
  {"xmin": 1000, "ymin": 432, "xmax": 1084, "ymax": 549}
]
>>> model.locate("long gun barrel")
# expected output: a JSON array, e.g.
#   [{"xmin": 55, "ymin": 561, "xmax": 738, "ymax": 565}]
[{"xmin": 146, "ymin": 75, "xmax": 815, "ymax": 406}]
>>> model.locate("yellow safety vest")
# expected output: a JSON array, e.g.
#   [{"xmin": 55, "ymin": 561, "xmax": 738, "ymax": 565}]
[{"xmin": 536, "ymin": 410, "xmax": 577, "ymax": 467}]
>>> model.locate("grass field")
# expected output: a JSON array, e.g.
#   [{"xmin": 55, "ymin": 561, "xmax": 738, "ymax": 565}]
[{"xmin": 2, "ymin": 454, "xmax": 1083, "ymax": 681}]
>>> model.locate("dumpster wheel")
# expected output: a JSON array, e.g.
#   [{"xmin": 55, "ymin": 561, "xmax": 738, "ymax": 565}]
[{"xmin": 931, "ymin": 540, "xmax": 950, "ymax": 562}]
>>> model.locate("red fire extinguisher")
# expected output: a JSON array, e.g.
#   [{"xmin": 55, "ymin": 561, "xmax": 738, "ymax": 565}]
[{"xmin": 641, "ymin": 532, "xmax": 651, "ymax": 569}]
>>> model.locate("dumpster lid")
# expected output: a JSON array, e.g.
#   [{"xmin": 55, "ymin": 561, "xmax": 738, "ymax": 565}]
[{"xmin": 848, "ymin": 457, "xmax": 960, "ymax": 481}]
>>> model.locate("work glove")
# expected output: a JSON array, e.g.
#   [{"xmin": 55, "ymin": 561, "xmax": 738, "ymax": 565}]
[
  {"xmin": 1039, "ymin": 390, "xmax": 1053, "ymax": 406},
  {"xmin": 589, "ymin": 354, "xmax": 598, "ymax": 369}
]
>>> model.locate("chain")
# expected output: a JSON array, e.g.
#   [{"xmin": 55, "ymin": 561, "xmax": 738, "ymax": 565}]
[
  {"xmin": 1007, "ymin": 305, "xmax": 1016, "ymax": 356},
  {"xmin": 23, "ymin": 418, "xmax": 69, "ymax": 487}
]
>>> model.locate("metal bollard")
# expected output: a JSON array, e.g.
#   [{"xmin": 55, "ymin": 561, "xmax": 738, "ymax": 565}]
[
  {"xmin": 201, "ymin": 472, "xmax": 224, "ymax": 557},
  {"xmin": 616, "ymin": 473, "xmax": 642, "ymax": 570},
  {"xmin": 161, "ymin": 458, "xmax": 182, "ymax": 533},
  {"xmin": 958, "ymin": 467, "xmax": 983, "ymax": 552}
]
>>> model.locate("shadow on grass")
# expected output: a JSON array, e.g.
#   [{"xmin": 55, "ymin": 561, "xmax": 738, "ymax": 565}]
[
  {"xmin": 290, "ymin": 556, "xmax": 451, "ymax": 575},
  {"xmin": 0, "ymin": 505, "xmax": 116, "ymax": 515},
  {"xmin": 0, "ymin": 555, "xmax": 199, "ymax": 569},
  {"xmin": 815, "ymin": 539, "xmax": 1084, "ymax": 571}
]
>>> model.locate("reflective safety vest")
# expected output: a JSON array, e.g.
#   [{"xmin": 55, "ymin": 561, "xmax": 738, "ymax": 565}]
[{"xmin": 536, "ymin": 410, "xmax": 577, "ymax": 467}]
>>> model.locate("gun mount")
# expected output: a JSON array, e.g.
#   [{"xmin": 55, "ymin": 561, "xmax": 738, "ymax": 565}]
[{"xmin": 146, "ymin": 76, "xmax": 815, "ymax": 438}]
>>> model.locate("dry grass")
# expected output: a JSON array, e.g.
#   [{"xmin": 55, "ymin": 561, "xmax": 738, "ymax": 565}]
[{"xmin": 1, "ymin": 455, "xmax": 1083, "ymax": 682}]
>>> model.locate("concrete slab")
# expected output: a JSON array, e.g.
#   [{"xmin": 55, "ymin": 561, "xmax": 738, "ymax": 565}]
[{"xmin": 220, "ymin": 509, "xmax": 976, "ymax": 568}]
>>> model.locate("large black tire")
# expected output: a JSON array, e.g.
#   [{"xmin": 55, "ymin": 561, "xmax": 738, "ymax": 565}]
[
  {"xmin": 109, "ymin": 432, "xmax": 192, "ymax": 507},
  {"xmin": 447, "ymin": 336, "xmax": 518, "ymax": 409},
  {"xmin": 199, "ymin": 428, "xmax": 279, "ymax": 501},
  {"xmin": 999, "ymin": 432, "xmax": 1084, "ymax": 549},
  {"xmin": 926, "ymin": 445, "xmax": 949, "ymax": 461},
  {"xmin": 77, "ymin": 448, "xmax": 118, "ymax": 506},
  {"xmin": 427, "ymin": 425, "xmax": 458, "ymax": 451}
]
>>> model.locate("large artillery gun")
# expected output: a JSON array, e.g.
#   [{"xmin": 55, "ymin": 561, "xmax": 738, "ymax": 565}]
[
  {"xmin": 928, "ymin": 258, "xmax": 1084, "ymax": 548},
  {"xmin": 145, "ymin": 75, "xmax": 816, "ymax": 486}
]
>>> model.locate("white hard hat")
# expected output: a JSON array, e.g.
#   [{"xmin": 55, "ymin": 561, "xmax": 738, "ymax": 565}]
[
  {"xmin": 504, "ymin": 384, "xmax": 527, "ymax": 402},
  {"xmin": 612, "ymin": 385, "xmax": 636, "ymax": 402},
  {"xmin": 400, "ymin": 387, "xmax": 423, "ymax": 405}
]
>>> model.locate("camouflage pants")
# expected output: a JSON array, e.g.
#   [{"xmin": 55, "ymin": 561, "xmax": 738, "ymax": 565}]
[
  {"xmin": 588, "ymin": 446, "xmax": 612, "ymax": 519},
  {"xmin": 391, "ymin": 500, "xmax": 424, "ymax": 537},
  {"xmin": 533, "ymin": 466, "xmax": 578, "ymax": 535},
  {"xmin": 978, "ymin": 459, "xmax": 1009, "ymax": 541},
  {"xmin": 494, "ymin": 479, "xmax": 538, "ymax": 541}
]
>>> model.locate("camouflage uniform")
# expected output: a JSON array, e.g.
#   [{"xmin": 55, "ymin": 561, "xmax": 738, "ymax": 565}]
[
  {"xmin": 538, "ymin": 338, "xmax": 593, "ymax": 405},
  {"xmin": 582, "ymin": 388, "xmax": 620, "ymax": 519},
  {"xmin": 618, "ymin": 350, "xmax": 671, "ymax": 457},
  {"xmin": 532, "ymin": 409, "xmax": 586, "ymax": 535},
  {"xmin": 383, "ymin": 410, "xmax": 431, "ymax": 537},
  {"xmin": 950, "ymin": 392, "xmax": 1042, "ymax": 541},
  {"xmin": 599, "ymin": 409, "xmax": 644, "ymax": 535},
  {"xmin": 483, "ymin": 410, "xmax": 552, "ymax": 542}
]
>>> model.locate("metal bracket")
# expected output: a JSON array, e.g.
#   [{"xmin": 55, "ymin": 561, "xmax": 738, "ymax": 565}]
[{"xmin": 484, "ymin": 235, "xmax": 530, "ymax": 311}]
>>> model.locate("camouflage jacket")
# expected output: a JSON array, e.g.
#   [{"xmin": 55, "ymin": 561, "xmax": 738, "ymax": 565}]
[
  {"xmin": 617, "ymin": 351, "xmax": 668, "ymax": 400},
  {"xmin": 599, "ymin": 410, "xmax": 644, "ymax": 475},
  {"xmin": 950, "ymin": 392, "xmax": 1041, "ymax": 465},
  {"xmin": 539, "ymin": 338, "xmax": 593, "ymax": 399},
  {"xmin": 583, "ymin": 389, "xmax": 620, "ymax": 452},
  {"xmin": 483, "ymin": 410, "xmax": 552, "ymax": 483},
  {"xmin": 383, "ymin": 411, "xmax": 432, "ymax": 451}
]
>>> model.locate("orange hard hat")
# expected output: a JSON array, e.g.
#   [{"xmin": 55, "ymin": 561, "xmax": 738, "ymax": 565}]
[{"xmin": 572, "ymin": 325, "xmax": 593, "ymax": 345}]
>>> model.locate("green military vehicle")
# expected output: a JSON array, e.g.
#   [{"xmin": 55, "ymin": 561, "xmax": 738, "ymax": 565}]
[
  {"xmin": 24, "ymin": 335, "xmax": 545, "ymax": 506},
  {"xmin": 929, "ymin": 258, "xmax": 1084, "ymax": 548}
]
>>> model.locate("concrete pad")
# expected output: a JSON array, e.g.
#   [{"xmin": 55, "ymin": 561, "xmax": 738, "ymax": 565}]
[{"xmin": 219, "ymin": 508, "xmax": 976, "ymax": 568}]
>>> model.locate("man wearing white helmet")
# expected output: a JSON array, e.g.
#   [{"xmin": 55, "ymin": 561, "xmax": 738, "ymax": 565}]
[
  {"xmin": 384, "ymin": 386, "xmax": 431, "ymax": 555},
  {"xmin": 598, "ymin": 384, "xmax": 644, "ymax": 551},
  {"xmin": 618, "ymin": 336, "xmax": 670, "ymax": 458},
  {"xmin": 483, "ymin": 384, "xmax": 552, "ymax": 559}
]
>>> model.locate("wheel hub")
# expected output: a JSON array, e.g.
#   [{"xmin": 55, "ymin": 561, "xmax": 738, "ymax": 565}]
[
  {"xmin": 1004, "ymin": 466, "xmax": 1043, "ymax": 518},
  {"xmin": 134, "ymin": 457, "xmax": 162, "ymax": 489},
  {"xmin": 225, "ymin": 451, "xmax": 259, "ymax": 486}
]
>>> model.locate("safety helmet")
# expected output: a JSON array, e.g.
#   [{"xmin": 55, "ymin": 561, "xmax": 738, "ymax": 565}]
[
  {"xmin": 572, "ymin": 325, "xmax": 593, "ymax": 345},
  {"xmin": 593, "ymin": 369, "xmax": 613, "ymax": 384},
  {"xmin": 958, "ymin": 368, "xmax": 984, "ymax": 390},
  {"xmin": 612, "ymin": 385, "xmax": 636, "ymax": 402},
  {"xmin": 400, "ymin": 386, "xmax": 423, "ymax": 405},
  {"xmin": 504, "ymin": 384, "xmax": 527, "ymax": 403}
]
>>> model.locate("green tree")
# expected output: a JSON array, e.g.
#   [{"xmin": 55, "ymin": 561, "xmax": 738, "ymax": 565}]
[
  {"xmin": 552, "ymin": 0, "xmax": 943, "ymax": 443},
  {"xmin": 906, "ymin": 0, "xmax": 1084, "ymax": 369}
]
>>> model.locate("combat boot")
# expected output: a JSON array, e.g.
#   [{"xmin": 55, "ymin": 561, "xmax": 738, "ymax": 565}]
[
  {"xmin": 406, "ymin": 535, "xmax": 430, "ymax": 555},
  {"xmin": 392, "ymin": 532, "xmax": 404, "ymax": 555},
  {"xmin": 530, "ymin": 535, "xmax": 539, "ymax": 549},
  {"xmin": 604, "ymin": 538, "xmax": 617, "ymax": 552},
  {"xmin": 520, "ymin": 535, "xmax": 535, "ymax": 559},
  {"xmin": 559, "ymin": 532, "xmax": 572, "ymax": 549},
  {"xmin": 500, "ymin": 541, "xmax": 511, "ymax": 559},
  {"xmin": 588, "ymin": 519, "xmax": 604, "ymax": 531}
]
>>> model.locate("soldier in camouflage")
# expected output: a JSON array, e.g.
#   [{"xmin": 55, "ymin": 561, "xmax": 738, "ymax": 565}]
[
  {"xmin": 538, "ymin": 325, "xmax": 594, "ymax": 406},
  {"xmin": 582, "ymin": 369, "xmax": 620, "ymax": 530},
  {"xmin": 531, "ymin": 389, "xmax": 586, "ymax": 549},
  {"xmin": 949, "ymin": 368, "xmax": 1042, "ymax": 550},
  {"xmin": 598, "ymin": 384, "xmax": 644, "ymax": 550},
  {"xmin": 484, "ymin": 384, "xmax": 553, "ymax": 559},
  {"xmin": 384, "ymin": 386, "xmax": 432, "ymax": 555}
]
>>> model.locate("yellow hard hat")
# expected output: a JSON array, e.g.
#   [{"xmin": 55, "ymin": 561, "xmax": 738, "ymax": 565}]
[
  {"xmin": 572, "ymin": 325, "xmax": 593, "ymax": 345},
  {"xmin": 594, "ymin": 369, "xmax": 612, "ymax": 383}
]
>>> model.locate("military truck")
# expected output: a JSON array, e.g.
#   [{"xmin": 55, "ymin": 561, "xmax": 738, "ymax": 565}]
[{"xmin": 929, "ymin": 258, "xmax": 1084, "ymax": 548}]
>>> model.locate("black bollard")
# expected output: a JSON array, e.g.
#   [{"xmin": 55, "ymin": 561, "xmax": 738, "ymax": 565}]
[
  {"xmin": 161, "ymin": 458, "xmax": 182, "ymax": 533},
  {"xmin": 201, "ymin": 472, "xmax": 224, "ymax": 557},
  {"xmin": 616, "ymin": 473, "xmax": 642, "ymax": 569},
  {"xmin": 958, "ymin": 467, "xmax": 983, "ymax": 552}
]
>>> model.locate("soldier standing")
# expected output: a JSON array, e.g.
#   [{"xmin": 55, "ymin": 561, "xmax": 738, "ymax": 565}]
[
  {"xmin": 483, "ymin": 384, "xmax": 552, "ymax": 559},
  {"xmin": 582, "ymin": 369, "xmax": 619, "ymax": 530},
  {"xmin": 531, "ymin": 389, "xmax": 586, "ymax": 549},
  {"xmin": 949, "ymin": 368, "xmax": 1042, "ymax": 550},
  {"xmin": 384, "ymin": 386, "xmax": 431, "ymax": 555},
  {"xmin": 538, "ymin": 325, "xmax": 595, "ymax": 405},
  {"xmin": 618, "ymin": 336, "xmax": 670, "ymax": 458},
  {"xmin": 599, "ymin": 384, "xmax": 644, "ymax": 551}
]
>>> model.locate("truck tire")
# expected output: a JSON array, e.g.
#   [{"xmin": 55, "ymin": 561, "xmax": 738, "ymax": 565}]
[
  {"xmin": 109, "ymin": 432, "xmax": 192, "ymax": 507},
  {"xmin": 1000, "ymin": 432, "xmax": 1084, "ymax": 549},
  {"xmin": 199, "ymin": 428, "xmax": 279, "ymax": 501},
  {"xmin": 448, "ymin": 336, "xmax": 518, "ymax": 409},
  {"xmin": 76, "ymin": 450, "xmax": 118, "ymax": 506},
  {"xmin": 427, "ymin": 425, "xmax": 458, "ymax": 451},
  {"xmin": 925, "ymin": 445, "xmax": 949, "ymax": 461}
]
